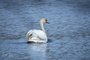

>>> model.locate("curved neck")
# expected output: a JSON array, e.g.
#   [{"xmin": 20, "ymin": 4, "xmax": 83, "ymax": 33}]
[{"xmin": 40, "ymin": 22, "xmax": 45, "ymax": 32}]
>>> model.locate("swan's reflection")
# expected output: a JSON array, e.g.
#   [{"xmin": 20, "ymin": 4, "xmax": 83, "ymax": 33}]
[{"xmin": 28, "ymin": 43, "xmax": 47, "ymax": 60}]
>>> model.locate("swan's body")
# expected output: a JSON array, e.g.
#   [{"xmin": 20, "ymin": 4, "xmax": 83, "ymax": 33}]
[{"xmin": 26, "ymin": 18, "xmax": 48, "ymax": 43}]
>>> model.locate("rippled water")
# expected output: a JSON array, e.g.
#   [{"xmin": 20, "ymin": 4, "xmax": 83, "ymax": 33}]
[{"xmin": 0, "ymin": 0, "xmax": 90, "ymax": 60}]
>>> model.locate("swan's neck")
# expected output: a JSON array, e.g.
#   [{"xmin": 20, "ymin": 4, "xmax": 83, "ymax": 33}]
[{"xmin": 40, "ymin": 22, "xmax": 45, "ymax": 32}]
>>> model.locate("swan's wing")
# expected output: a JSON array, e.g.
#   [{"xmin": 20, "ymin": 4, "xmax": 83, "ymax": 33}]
[
  {"xmin": 26, "ymin": 30, "xmax": 41, "ymax": 40},
  {"xmin": 34, "ymin": 30, "xmax": 47, "ymax": 40},
  {"xmin": 26, "ymin": 30, "xmax": 33, "ymax": 39},
  {"xmin": 26, "ymin": 30, "xmax": 47, "ymax": 40}
]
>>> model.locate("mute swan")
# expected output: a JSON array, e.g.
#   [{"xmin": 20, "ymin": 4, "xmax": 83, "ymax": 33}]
[{"xmin": 26, "ymin": 18, "xmax": 49, "ymax": 43}]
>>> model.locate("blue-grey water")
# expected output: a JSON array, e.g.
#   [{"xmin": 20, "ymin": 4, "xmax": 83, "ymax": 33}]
[{"xmin": 0, "ymin": 0, "xmax": 90, "ymax": 60}]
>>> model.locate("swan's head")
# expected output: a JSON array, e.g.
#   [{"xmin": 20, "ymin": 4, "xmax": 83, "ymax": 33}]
[{"xmin": 40, "ymin": 18, "xmax": 49, "ymax": 24}]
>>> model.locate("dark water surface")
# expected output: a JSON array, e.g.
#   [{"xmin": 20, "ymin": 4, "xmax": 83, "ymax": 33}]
[{"xmin": 0, "ymin": 0, "xmax": 90, "ymax": 60}]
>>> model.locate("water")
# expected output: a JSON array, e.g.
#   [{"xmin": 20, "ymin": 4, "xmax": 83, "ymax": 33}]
[{"xmin": 0, "ymin": 0, "xmax": 90, "ymax": 60}]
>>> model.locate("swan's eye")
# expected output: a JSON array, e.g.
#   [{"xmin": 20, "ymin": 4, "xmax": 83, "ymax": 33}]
[{"xmin": 45, "ymin": 19, "xmax": 47, "ymax": 22}]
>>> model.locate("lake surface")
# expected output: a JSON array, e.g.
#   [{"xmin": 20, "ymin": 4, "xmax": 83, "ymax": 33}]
[{"xmin": 0, "ymin": 0, "xmax": 90, "ymax": 60}]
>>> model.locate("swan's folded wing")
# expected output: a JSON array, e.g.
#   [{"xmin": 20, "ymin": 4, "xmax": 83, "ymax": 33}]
[
  {"xmin": 34, "ymin": 30, "xmax": 47, "ymax": 40},
  {"xmin": 26, "ymin": 30, "xmax": 33, "ymax": 39},
  {"xmin": 26, "ymin": 30, "xmax": 47, "ymax": 40}
]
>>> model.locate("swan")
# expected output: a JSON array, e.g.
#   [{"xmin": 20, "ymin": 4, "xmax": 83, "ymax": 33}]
[{"xmin": 26, "ymin": 18, "xmax": 49, "ymax": 43}]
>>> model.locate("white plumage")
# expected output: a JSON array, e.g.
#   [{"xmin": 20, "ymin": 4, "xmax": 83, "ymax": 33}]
[{"xmin": 26, "ymin": 18, "xmax": 49, "ymax": 43}]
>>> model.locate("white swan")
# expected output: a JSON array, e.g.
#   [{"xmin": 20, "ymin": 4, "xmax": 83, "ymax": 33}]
[{"xmin": 26, "ymin": 18, "xmax": 49, "ymax": 43}]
